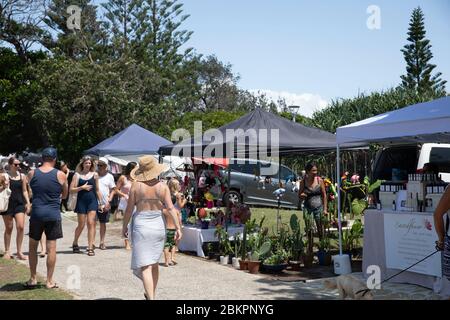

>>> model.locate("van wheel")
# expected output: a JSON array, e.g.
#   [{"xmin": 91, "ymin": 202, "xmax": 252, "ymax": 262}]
[{"xmin": 225, "ymin": 191, "xmax": 241, "ymax": 206}]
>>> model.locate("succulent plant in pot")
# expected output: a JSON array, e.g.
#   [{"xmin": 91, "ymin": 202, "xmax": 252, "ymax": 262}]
[
  {"xmin": 248, "ymin": 239, "xmax": 271, "ymax": 274},
  {"xmin": 262, "ymin": 248, "xmax": 289, "ymax": 273},
  {"xmin": 303, "ymin": 212, "xmax": 315, "ymax": 268},
  {"xmin": 288, "ymin": 214, "xmax": 304, "ymax": 270}
]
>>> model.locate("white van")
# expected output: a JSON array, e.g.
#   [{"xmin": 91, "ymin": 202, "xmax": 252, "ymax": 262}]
[{"xmin": 372, "ymin": 143, "xmax": 450, "ymax": 182}]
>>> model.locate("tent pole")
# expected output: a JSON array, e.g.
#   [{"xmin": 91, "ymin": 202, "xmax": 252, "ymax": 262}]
[
  {"xmin": 226, "ymin": 163, "xmax": 231, "ymax": 233},
  {"xmin": 277, "ymin": 155, "xmax": 282, "ymax": 234},
  {"xmin": 337, "ymin": 144, "xmax": 343, "ymax": 256}
]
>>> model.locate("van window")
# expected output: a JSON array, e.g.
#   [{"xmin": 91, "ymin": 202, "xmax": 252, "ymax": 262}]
[
  {"xmin": 372, "ymin": 146, "xmax": 418, "ymax": 181},
  {"xmin": 430, "ymin": 147, "xmax": 450, "ymax": 173},
  {"xmin": 230, "ymin": 162, "xmax": 257, "ymax": 175},
  {"xmin": 280, "ymin": 166, "xmax": 295, "ymax": 181}
]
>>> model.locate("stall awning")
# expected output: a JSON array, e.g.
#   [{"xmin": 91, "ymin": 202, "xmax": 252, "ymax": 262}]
[
  {"xmin": 336, "ymin": 96, "xmax": 450, "ymax": 145},
  {"xmin": 192, "ymin": 157, "xmax": 229, "ymax": 168}
]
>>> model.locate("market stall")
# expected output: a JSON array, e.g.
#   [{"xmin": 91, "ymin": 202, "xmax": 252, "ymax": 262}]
[{"xmin": 336, "ymin": 96, "xmax": 450, "ymax": 294}]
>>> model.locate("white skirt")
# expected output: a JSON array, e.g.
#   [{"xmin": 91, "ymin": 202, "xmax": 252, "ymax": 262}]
[{"xmin": 130, "ymin": 210, "xmax": 165, "ymax": 280}]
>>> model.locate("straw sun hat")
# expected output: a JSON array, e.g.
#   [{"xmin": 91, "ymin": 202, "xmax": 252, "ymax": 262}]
[{"xmin": 130, "ymin": 155, "xmax": 168, "ymax": 182}]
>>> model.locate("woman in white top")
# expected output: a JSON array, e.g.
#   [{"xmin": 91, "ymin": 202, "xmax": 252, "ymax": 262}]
[{"xmin": 122, "ymin": 156, "xmax": 182, "ymax": 300}]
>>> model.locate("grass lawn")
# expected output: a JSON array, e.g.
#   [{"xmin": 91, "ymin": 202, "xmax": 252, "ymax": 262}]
[
  {"xmin": 0, "ymin": 256, "xmax": 73, "ymax": 300},
  {"xmin": 249, "ymin": 206, "xmax": 363, "ymax": 252},
  {"xmin": 250, "ymin": 207, "xmax": 303, "ymax": 235}
]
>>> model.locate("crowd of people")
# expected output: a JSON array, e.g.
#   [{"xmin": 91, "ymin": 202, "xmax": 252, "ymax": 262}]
[{"xmin": 0, "ymin": 149, "xmax": 184, "ymax": 299}]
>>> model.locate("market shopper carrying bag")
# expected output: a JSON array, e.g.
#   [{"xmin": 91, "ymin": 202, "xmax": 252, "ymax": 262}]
[
  {"xmin": 433, "ymin": 185, "xmax": 450, "ymax": 281},
  {"xmin": 0, "ymin": 175, "xmax": 11, "ymax": 212},
  {"xmin": 67, "ymin": 173, "xmax": 79, "ymax": 211}
]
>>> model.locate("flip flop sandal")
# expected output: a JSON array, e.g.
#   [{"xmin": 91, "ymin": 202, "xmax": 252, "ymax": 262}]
[
  {"xmin": 46, "ymin": 283, "xmax": 59, "ymax": 289},
  {"xmin": 72, "ymin": 245, "xmax": 80, "ymax": 254},
  {"xmin": 99, "ymin": 244, "xmax": 107, "ymax": 250},
  {"xmin": 23, "ymin": 282, "xmax": 39, "ymax": 289},
  {"xmin": 87, "ymin": 249, "xmax": 95, "ymax": 256}
]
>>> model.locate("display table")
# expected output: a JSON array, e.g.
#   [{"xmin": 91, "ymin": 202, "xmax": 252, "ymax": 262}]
[
  {"xmin": 363, "ymin": 209, "xmax": 450, "ymax": 295},
  {"xmin": 178, "ymin": 225, "xmax": 244, "ymax": 257}
]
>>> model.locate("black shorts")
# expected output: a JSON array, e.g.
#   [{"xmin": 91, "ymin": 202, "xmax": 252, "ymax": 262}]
[
  {"xmin": 97, "ymin": 210, "xmax": 110, "ymax": 224},
  {"xmin": 29, "ymin": 219, "xmax": 63, "ymax": 241}
]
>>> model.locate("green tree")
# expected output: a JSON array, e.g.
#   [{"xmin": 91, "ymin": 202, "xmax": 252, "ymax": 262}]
[
  {"xmin": 0, "ymin": 0, "xmax": 48, "ymax": 62},
  {"xmin": 400, "ymin": 7, "xmax": 446, "ymax": 95},
  {"xmin": 132, "ymin": 0, "xmax": 193, "ymax": 69},
  {"xmin": 0, "ymin": 48, "xmax": 46, "ymax": 153},
  {"xmin": 102, "ymin": 0, "xmax": 140, "ymax": 59},
  {"xmin": 30, "ymin": 57, "xmax": 170, "ymax": 164},
  {"xmin": 43, "ymin": 0, "xmax": 109, "ymax": 62}
]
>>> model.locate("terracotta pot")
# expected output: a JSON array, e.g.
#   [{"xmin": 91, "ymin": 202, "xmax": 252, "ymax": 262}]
[
  {"xmin": 247, "ymin": 261, "xmax": 261, "ymax": 274},
  {"xmin": 239, "ymin": 260, "xmax": 248, "ymax": 271}
]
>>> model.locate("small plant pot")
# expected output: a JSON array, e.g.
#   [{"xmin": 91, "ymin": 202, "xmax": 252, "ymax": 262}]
[
  {"xmin": 247, "ymin": 261, "xmax": 261, "ymax": 274},
  {"xmin": 317, "ymin": 250, "xmax": 332, "ymax": 266},
  {"xmin": 208, "ymin": 252, "xmax": 216, "ymax": 260},
  {"xmin": 288, "ymin": 260, "xmax": 302, "ymax": 271},
  {"xmin": 228, "ymin": 254, "xmax": 235, "ymax": 264},
  {"xmin": 232, "ymin": 257, "xmax": 241, "ymax": 269},
  {"xmin": 220, "ymin": 255, "xmax": 229, "ymax": 265},
  {"xmin": 239, "ymin": 260, "xmax": 248, "ymax": 271},
  {"xmin": 303, "ymin": 254, "xmax": 314, "ymax": 268}
]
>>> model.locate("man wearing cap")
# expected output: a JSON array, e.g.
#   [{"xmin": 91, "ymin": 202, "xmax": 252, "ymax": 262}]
[
  {"xmin": 25, "ymin": 147, "xmax": 68, "ymax": 289},
  {"xmin": 96, "ymin": 157, "xmax": 116, "ymax": 250}
]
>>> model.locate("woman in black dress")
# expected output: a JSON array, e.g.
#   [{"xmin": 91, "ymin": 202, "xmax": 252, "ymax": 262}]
[{"xmin": 1, "ymin": 157, "xmax": 31, "ymax": 260}]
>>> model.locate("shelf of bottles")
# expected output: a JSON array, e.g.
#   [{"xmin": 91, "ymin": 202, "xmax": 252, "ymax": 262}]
[{"xmin": 378, "ymin": 174, "xmax": 447, "ymax": 212}]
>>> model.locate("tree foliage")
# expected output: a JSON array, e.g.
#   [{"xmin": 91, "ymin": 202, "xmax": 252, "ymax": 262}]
[{"xmin": 400, "ymin": 7, "xmax": 446, "ymax": 95}]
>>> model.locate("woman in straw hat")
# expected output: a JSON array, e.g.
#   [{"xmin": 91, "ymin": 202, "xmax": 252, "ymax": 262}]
[{"xmin": 122, "ymin": 155, "xmax": 182, "ymax": 300}]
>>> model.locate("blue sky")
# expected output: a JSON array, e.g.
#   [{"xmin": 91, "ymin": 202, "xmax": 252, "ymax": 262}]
[{"xmin": 179, "ymin": 0, "xmax": 450, "ymax": 116}]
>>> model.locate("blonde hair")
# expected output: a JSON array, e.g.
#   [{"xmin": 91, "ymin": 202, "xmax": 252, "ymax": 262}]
[
  {"xmin": 168, "ymin": 178, "xmax": 180, "ymax": 194},
  {"xmin": 76, "ymin": 156, "xmax": 96, "ymax": 173}
]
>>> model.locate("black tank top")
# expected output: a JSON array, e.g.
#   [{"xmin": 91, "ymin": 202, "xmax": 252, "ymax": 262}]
[{"xmin": 9, "ymin": 174, "xmax": 24, "ymax": 204}]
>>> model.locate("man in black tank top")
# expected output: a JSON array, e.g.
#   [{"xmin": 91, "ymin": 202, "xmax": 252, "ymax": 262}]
[{"xmin": 25, "ymin": 148, "xmax": 68, "ymax": 289}]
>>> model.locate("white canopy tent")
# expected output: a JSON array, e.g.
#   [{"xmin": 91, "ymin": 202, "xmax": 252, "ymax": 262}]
[{"xmin": 335, "ymin": 96, "xmax": 450, "ymax": 255}]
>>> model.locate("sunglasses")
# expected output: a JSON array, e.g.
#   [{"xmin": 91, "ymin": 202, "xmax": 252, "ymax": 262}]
[
  {"xmin": 13, "ymin": 163, "xmax": 21, "ymax": 167},
  {"xmin": 98, "ymin": 164, "xmax": 106, "ymax": 167}
]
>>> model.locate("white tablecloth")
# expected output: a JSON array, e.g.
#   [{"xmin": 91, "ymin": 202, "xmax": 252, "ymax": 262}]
[{"xmin": 178, "ymin": 225, "xmax": 244, "ymax": 257}]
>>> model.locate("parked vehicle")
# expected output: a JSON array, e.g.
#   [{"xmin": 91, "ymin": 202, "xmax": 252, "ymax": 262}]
[
  {"xmin": 222, "ymin": 158, "xmax": 299, "ymax": 209},
  {"xmin": 372, "ymin": 143, "xmax": 450, "ymax": 182}
]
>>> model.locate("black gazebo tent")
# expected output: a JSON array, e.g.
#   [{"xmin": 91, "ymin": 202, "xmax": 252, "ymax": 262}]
[{"xmin": 159, "ymin": 108, "xmax": 339, "ymax": 157}]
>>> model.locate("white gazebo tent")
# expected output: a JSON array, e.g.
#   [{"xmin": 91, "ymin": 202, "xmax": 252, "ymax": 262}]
[{"xmin": 334, "ymin": 96, "xmax": 450, "ymax": 271}]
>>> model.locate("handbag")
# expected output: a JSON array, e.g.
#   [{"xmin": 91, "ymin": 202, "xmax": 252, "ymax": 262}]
[
  {"xmin": 0, "ymin": 187, "xmax": 11, "ymax": 212},
  {"xmin": 67, "ymin": 173, "xmax": 79, "ymax": 211}
]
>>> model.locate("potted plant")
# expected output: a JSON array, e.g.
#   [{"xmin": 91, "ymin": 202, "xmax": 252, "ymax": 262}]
[
  {"xmin": 248, "ymin": 240, "xmax": 271, "ymax": 274},
  {"xmin": 303, "ymin": 213, "xmax": 314, "ymax": 268},
  {"xmin": 317, "ymin": 236, "xmax": 332, "ymax": 266},
  {"xmin": 350, "ymin": 219, "xmax": 363, "ymax": 258},
  {"xmin": 288, "ymin": 214, "xmax": 304, "ymax": 270},
  {"xmin": 317, "ymin": 216, "xmax": 332, "ymax": 266},
  {"xmin": 215, "ymin": 226, "xmax": 232, "ymax": 265},
  {"xmin": 262, "ymin": 248, "xmax": 289, "ymax": 273},
  {"xmin": 239, "ymin": 217, "xmax": 260, "ymax": 270},
  {"xmin": 232, "ymin": 234, "xmax": 242, "ymax": 269}
]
